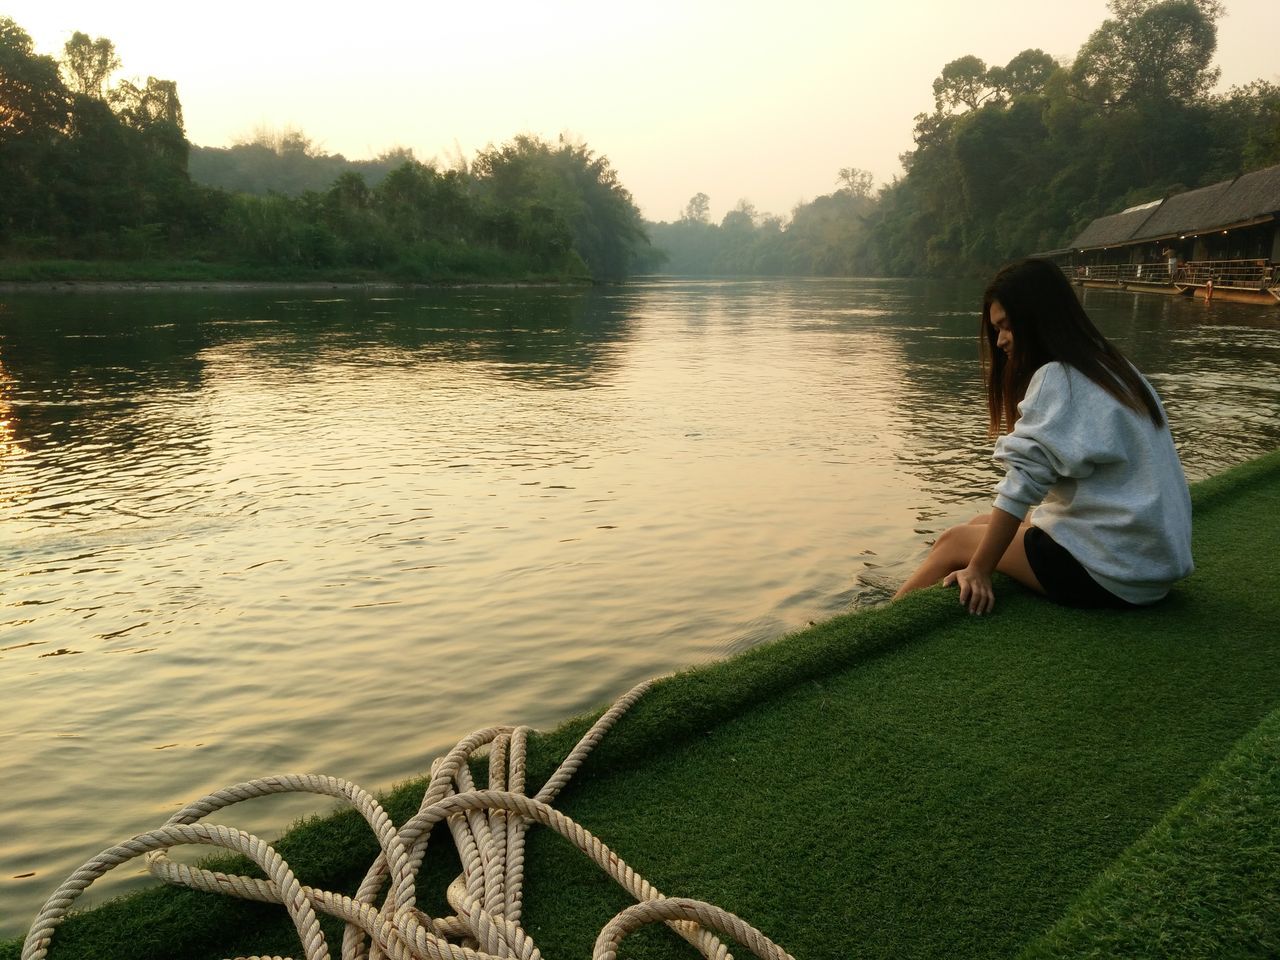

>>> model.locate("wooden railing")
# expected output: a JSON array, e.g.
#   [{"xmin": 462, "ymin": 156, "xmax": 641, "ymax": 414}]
[
  {"xmin": 1074, "ymin": 264, "xmax": 1118, "ymax": 282},
  {"xmin": 1074, "ymin": 259, "xmax": 1276, "ymax": 289},
  {"xmin": 1176, "ymin": 259, "xmax": 1274, "ymax": 290},
  {"xmin": 1072, "ymin": 263, "xmax": 1161, "ymax": 282}
]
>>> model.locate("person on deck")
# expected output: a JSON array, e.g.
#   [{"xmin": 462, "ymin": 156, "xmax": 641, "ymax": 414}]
[{"xmin": 894, "ymin": 258, "xmax": 1194, "ymax": 615}]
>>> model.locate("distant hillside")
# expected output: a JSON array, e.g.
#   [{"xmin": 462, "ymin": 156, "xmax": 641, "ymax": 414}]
[{"xmin": 188, "ymin": 142, "xmax": 411, "ymax": 196}]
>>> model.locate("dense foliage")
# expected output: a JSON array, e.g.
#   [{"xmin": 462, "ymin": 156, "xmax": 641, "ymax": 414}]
[
  {"xmin": 652, "ymin": 0, "xmax": 1280, "ymax": 278},
  {"xmin": 3, "ymin": 1, "xmax": 1278, "ymax": 281},
  {"xmin": 188, "ymin": 132, "xmax": 414, "ymax": 197},
  {"xmin": 646, "ymin": 173, "xmax": 879, "ymax": 276},
  {"xmin": 0, "ymin": 19, "xmax": 651, "ymax": 281},
  {"xmin": 868, "ymin": 0, "xmax": 1280, "ymax": 275}
]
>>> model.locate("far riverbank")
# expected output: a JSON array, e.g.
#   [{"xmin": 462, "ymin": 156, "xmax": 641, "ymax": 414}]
[
  {"xmin": 0, "ymin": 279, "xmax": 590, "ymax": 294},
  {"xmin": 0, "ymin": 258, "xmax": 591, "ymax": 292}
]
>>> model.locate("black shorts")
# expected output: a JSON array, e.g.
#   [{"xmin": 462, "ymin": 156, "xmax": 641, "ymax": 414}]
[{"xmin": 1023, "ymin": 526, "xmax": 1135, "ymax": 610}]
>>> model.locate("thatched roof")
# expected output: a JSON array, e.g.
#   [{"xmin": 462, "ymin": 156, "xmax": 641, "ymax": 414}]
[
  {"xmin": 1069, "ymin": 162, "xmax": 1280, "ymax": 251},
  {"xmin": 1215, "ymin": 163, "xmax": 1280, "ymax": 226},
  {"xmin": 1070, "ymin": 204, "xmax": 1161, "ymax": 248},
  {"xmin": 1135, "ymin": 180, "xmax": 1235, "ymax": 239}
]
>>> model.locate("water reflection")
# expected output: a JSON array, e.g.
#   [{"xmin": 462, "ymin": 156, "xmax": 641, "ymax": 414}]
[
  {"xmin": 0, "ymin": 351, "xmax": 19, "ymax": 467},
  {"xmin": 0, "ymin": 279, "xmax": 1276, "ymax": 934},
  {"xmin": 186, "ymin": 289, "xmax": 634, "ymax": 387},
  {"xmin": 1077, "ymin": 289, "xmax": 1280, "ymax": 479},
  {"xmin": 874, "ymin": 288, "xmax": 996, "ymax": 519}
]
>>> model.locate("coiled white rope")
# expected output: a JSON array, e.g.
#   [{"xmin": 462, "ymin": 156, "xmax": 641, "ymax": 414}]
[{"xmin": 22, "ymin": 680, "xmax": 794, "ymax": 960}]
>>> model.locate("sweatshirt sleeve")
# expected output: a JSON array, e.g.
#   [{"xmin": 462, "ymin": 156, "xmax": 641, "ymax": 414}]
[{"xmin": 992, "ymin": 363, "xmax": 1125, "ymax": 519}]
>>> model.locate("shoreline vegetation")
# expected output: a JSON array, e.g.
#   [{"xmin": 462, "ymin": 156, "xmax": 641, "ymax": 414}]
[
  {"xmin": 5, "ymin": 4, "xmax": 1280, "ymax": 286},
  {"xmin": 0, "ymin": 280, "xmax": 588, "ymax": 293},
  {"xmin": 6, "ymin": 449, "xmax": 1280, "ymax": 959},
  {"xmin": 1, "ymin": 18, "xmax": 659, "ymax": 288},
  {"xmin": 0, "ymin": 260, "xmax": 594, "ymax": 293},
  {"xmin": 0, "ymin": 257, "xmax": 595, "ymax": 288}
]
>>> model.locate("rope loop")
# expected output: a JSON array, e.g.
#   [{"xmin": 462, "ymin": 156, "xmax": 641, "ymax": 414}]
[{"xmin": 21, "ymin": 680, "xmax": 794, "ymax": 960}]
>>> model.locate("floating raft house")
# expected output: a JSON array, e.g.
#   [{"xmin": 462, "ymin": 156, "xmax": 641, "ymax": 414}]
[{"xmin": 1048, "ymin": 161, "xmax": 1280, "ymax": 304}]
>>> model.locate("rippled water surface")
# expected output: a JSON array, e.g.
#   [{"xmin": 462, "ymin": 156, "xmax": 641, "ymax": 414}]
[{"xmin": 2, "ymin": 279, "xmax": 1278, "ymax": 933}]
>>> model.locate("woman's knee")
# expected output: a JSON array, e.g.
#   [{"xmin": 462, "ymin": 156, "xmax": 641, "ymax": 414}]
[{"xmin": 932, "ymin": 524, "xmax": 978, "ymax": 566}]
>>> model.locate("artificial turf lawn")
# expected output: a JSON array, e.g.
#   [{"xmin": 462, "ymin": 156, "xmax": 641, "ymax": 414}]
[
  {"xmin": 1023, "ymin": 703, "xmax": 1280, "ymax": 959},
  {"xmin": 6, "ymin": 450, "xmax": 1279, "ymax": 960}
]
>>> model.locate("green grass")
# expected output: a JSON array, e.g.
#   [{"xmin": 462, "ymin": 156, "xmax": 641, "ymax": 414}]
[
  {"xmin": 1022, "ymin": 704, "xmax": 1280, "ymax": 959},
  {"xmin": 6, "ymin": 451, "xmax": 1279, "ymax": 960}
]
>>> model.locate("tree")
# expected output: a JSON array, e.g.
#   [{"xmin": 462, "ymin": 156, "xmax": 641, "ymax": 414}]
[
  {"xmin": 680, "ymin": 191, "xmax": 711, "ymax": 224},
  {"xmin": 0, "ymin": 18, "xmax": 72, "ymax": 239},
  {"xmin": 1071, "ymin": 0, "xmax": 1221, "ymax": 108},
  {"xmin": 836, "ymin": 167, "xmax": 874, "ymax": 198},
  {"xmin": 235, "ymin": 123, "xmax": 313, "ymax": 156},
  {"xmin": 114, "ymin": 76, "xmax": 183, "ymax": 130},
  {"xmin": 327, "ymin": 171, "xmax": 371, "ymax": 211},
  {"xmin": 989, "ymin": 49, "xmax": 1058, "ymax": 100},
  {"xmin": 376, "ymin": 145, "xmax": 416, "ymax": 165},
  {"xmin": 786, "ymin": 188, "xmax": 879, "ymax": 276},
  {"xmin": 1207, "ymin": 81, "xmax": 1280, "ymax": 176},
  {"xmin": 1235, "ymin": 82, "xmax": 1280, "ymax": 169},
  {"xmin": 933, "ymin": 50, "xmax": 1057, "ymax": 115},
  {"xmin": 551, "ymin": 136, "xmax": 647, "ymax": 280},
  {"xmin": 721, "ymin": 198, "xmax": 756, "ymax": 231},
  {"xmin": 61, "ymin": 32, "xmax": 120, "ymax": 100},
  {"xmin": 111, "ymin": 75, "xmax": 188, "ymax": 176},
  {"xmin": 471, "ymin": 134, "xmax": 647, "ymax": 279},
  {"xmin": 57, "ymin": 92, "xmax": 141, "ymax": 237},
  {"xmin": 323, "ymin": 171, "xmax": 387, "ymax": 265},
  {"xmin": 0, "ymin": 17, "xmax": 70, "ymax": 145},
  {"xmin": 1108, "ymin": 0, "xmax": 1221, "ymax": 18},
  {"xmin": 932, "ymin": 55, "xmax": 996, "ymax": 113},
  {"xmin": 376, "ymin": 160, "xmax": 457, "ymax": 243}
]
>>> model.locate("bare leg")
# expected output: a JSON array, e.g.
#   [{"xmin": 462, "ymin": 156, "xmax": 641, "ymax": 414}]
[{"xmin": 894, "ymin": 521, "xmax": 1043, "ymax": 599}]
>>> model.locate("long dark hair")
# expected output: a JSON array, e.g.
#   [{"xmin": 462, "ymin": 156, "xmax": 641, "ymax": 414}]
[{"xmin": 981, "ymin": 258, "xmax": 1163, "ymax": 435}]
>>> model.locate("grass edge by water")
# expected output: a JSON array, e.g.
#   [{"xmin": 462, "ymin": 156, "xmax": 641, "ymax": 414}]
[{"xmin": 6, "ymin": 449, "xmax": 1280, "ymax": 959}]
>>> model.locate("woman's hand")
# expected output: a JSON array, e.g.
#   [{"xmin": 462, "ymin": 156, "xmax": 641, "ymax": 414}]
[{"xmin": 943, "ymin": 565, "xmax": 995, "ymax": 615}]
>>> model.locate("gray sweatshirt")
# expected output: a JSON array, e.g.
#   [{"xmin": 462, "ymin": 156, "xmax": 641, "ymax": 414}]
[{"xmin": 992, "ymin": 361, "xmax": 1194, "ymax": 604}]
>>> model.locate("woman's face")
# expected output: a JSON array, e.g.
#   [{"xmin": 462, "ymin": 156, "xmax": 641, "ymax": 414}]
[{"xmin": 989, "ymin": 300, "xmax": 1013, "ymax": 357}]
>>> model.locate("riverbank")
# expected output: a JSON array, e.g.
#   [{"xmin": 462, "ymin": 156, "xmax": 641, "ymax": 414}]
[
  {"xmin": 7, "ymin": 449, "xmax": 1280, "ymax": 959},
  {"xmin": 0, "ymin": 259, "xmax": 592, "ymax": 291},
  {"xmin": 0, "ymin": 279, "xmax": 589, "ymax": 294}
]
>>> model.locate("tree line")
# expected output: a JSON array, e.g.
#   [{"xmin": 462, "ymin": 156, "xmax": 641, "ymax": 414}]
[
  {"xmin": 0, "ymin": 18, "xmax": 651, "ymax": 281},
  {"xmin": 3, "ymin": 3, "xmax": 1279, "ymax": 282},
  {"xmin": 646, "ymin": 169, "xmax": 879, "ymax": 277},
  {"xmin": 650, "ymin": 0, "xmax": 1280, "ymax": 278}
]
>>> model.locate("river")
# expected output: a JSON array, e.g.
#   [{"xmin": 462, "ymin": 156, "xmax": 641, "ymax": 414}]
[{"xmin": 1, "ymin": 278, "xmax": 1277, "ymax": 934}]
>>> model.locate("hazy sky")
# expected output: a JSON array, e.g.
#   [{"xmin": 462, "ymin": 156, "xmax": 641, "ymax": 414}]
[{"xmin": 7, "ymin": 1, "xmax": 1278, "ymax": 222}]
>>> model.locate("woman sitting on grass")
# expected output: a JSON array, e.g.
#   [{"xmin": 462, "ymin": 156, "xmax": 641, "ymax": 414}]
[{"xmin": 895, "ymin": 258, "xmax": 1194, "ymax": 615}]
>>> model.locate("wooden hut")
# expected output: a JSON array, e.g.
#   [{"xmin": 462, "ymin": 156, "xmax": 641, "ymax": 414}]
[{"xmin": 1061, "ymin": 162, "xmax": 1280, "ymax": 305}]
